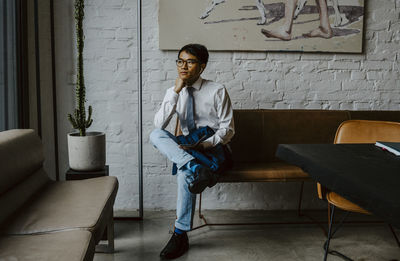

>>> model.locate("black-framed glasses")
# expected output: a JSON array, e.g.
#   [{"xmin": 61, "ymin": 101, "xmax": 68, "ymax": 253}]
[{"xmin": 176, "ymin": 59, "xmax": 199, "ymax": 68}]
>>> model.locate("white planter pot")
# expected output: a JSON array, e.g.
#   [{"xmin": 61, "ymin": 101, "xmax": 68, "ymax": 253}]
[{"xmin": 67, "ymin": 132, "xmax": 106, "ymax": 171}]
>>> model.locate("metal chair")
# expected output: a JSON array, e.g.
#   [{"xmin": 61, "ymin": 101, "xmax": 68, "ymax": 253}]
[{"xmin": 319, "ymin": 120, "xmax": 400, "ymax": 261}]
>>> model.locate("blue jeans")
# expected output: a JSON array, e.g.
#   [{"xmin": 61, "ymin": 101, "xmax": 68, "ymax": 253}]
[{"xmin": 149, "ymin": 128, "xmax": 196, "ymax": 231}]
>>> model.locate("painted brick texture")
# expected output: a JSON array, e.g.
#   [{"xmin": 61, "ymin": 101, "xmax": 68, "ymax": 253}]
[{"xmin": 56, "ymin": 0, "xmax": 400, "ymax": 212}]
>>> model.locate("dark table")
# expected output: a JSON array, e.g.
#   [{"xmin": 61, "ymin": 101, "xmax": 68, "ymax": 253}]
[{"xmin": 276, "ymin": 143, "xmax": 400, "ymax": 229}]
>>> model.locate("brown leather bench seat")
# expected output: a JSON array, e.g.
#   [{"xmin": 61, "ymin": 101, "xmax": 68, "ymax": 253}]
[{"xmin": 222, "ymin": 162, "xmax": 307, "ymax": 182}]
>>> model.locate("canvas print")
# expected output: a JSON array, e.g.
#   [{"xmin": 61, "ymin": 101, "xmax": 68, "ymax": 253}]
[{"xmin": 159, "ymin": 0, "xmax": 364, "ymax": 52}]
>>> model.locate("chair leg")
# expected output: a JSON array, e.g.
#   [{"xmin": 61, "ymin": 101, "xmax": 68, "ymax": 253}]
[
  {"xmin": 297, "ymin": 181, "xmax": 304, "ymax": 216},
  {"xmin": 327, "ymin": 202, "xmax": 331, "ymax": 230},
  {"xmin": 324, "ymin": 204, "xmax": 335, "ymax": 261},
  {"xmin": 388, "ymin": 224, "xmax": 400, "ymax": 248}
]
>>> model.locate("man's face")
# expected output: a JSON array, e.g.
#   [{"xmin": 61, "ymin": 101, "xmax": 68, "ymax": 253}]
[{"xmin": 177, "ymin": 51, "xmax": 205, "ymax": 83}]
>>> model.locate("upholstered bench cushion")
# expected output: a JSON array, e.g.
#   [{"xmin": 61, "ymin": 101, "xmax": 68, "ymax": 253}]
[
  {"xmin": 220, "ymin": 162, "xmax": 309, "ymax": 182},
  {"xmin": 3, "ymin": 176, "xmax": 118, "ymax": 243},
  {"xmin": 0, "ymin": 130, "xmax": 51, "ymax": 226},
  {"xmin": 0, "ymin": 230, "xmax": 94, "ymax": 261},
  {"xmin": 0, "ymin": 129, "xmax": 45, "ymax": 194}
]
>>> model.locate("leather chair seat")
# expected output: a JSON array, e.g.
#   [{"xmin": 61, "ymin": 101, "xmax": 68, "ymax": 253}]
[
  {"xmin": 3, "ymin": 176, "xmax": 118, "ymax": 243},
  {"xmin": 220, "ymin": 162, "xmax": 310, "ymax": 182},
  {"xmin": 326, "ymin": 191, "xmax": 370, "ymax": 214},
  {"xmin": 0, "ymin": 230, "xmax": 95, "ymax": 261}
]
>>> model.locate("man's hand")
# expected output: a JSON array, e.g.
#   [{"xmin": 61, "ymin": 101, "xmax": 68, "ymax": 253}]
[
  {"xmin": 179, "ymin": 142, "xmax": 208, "ymax": 152},
  {"xmin": 174, "ymin": 77, "xmax": 185, "ymax": 94}
]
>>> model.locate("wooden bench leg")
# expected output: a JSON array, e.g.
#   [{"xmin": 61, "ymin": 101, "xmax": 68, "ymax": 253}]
[{"xmin": 106, "ymin": 210, "xmax": 115, "ymax": 252}]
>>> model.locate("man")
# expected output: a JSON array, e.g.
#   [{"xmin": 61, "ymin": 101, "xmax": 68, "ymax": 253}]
[{"xmin": 150, "ymin": 44, "xmax": 234, "ymax": 259}]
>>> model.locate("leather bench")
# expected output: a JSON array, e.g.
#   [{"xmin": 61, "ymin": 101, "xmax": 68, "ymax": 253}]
[
  {"xmin": 225, "ymin": 109, "xmax": 351, "ymax": 183},
  {"xmin": 175, "ymin": 109, "xmax": 400, "ymax": 227},
  {"xmin": 0, "ymin": 129, "xmax": 118, "ymax": 261}
]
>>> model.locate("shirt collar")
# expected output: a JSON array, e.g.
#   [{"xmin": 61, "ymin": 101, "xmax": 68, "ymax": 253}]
[{"xmin": 187, "ymin": 77, "xmax": 203, "ymax": 90}]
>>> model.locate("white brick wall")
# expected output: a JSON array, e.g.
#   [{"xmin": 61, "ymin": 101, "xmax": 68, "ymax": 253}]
[{"xmin": 55, "ymin": 0, "xmax": 400, "ymax": 212}]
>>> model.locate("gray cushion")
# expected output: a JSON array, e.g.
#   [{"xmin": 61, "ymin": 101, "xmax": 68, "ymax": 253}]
[
  {"xmin": 0, "ymin": 129, "xmax": 50, "ymax": 226},
  {"xmin": 0, "ymin": 230, "xmax": 94, "ymax": 261},
  {"xmin": 0, "ymin": 168, "xmax": 50, "ymax": 226},
  {"xmin": 3, "ymin": 176, "xmax": 118, "ymax": 243}
]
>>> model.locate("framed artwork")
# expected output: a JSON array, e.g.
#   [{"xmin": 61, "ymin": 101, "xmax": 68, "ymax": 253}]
[{"xmin": 159, "ymin": 0, "xmax": 364, "ymax": 53}]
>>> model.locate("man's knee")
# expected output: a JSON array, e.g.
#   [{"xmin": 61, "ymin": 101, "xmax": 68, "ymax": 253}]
[{"xmin": 149, "ymin": 128, "xmax": 167, "ymax": 146}]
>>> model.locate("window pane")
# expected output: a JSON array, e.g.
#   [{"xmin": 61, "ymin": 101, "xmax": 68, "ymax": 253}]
[{"xmin": 0, "ymin": 0, "xmax": 19, "ymax": 131}]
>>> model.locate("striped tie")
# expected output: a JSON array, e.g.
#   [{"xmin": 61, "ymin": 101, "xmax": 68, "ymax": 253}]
[{"xmin": 186, "ymin": 87, "xmax": 196, "ymax": 133}]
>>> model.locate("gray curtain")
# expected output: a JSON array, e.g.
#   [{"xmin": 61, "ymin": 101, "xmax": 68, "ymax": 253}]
[{"xmin": 0, "ymin": 0, "xmax": 18, "ymax": 131}]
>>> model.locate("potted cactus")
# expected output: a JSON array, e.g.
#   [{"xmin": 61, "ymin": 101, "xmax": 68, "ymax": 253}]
[{"xmin": 67, "ymin": 0, "xmax": 105, "ymax": 171}]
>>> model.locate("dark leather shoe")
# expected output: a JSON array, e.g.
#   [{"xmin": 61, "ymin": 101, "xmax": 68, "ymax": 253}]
[
  {"xmin": 188, "ymin": 167, "xmax": 213, "ymax": 194},
  {"xmin": 160, "ymin": 232, "xmax": 189, "ymax": 259}
]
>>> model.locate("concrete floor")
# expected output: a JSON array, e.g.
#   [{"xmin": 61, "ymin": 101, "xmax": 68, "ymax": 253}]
[{"xmin": 94, "ymin": 210, "xmax": 400, "ymax": 261}]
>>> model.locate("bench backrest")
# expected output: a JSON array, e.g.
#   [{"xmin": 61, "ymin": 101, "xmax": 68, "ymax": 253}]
[
  {"xmin": 230, "ymin": 109, "xmax": 400, "ymax": 163},
  {"xmin": 174, "ymin": 109, "xmax": 400, "ymax": 163},
  {"xmin": 0, "ymin": 129, "xmax": 50, "ymax": 227}
]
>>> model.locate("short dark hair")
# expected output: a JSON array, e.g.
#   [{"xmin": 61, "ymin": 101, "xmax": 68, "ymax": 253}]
[{"xmin": 178, "ymin": 44, "xmax": 209, "ymax": 65}]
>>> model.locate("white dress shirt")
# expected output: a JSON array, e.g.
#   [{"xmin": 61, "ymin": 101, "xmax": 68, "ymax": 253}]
[{"xmin": 154, "ymin": 77, "xmax": 235, "ymax": 149}]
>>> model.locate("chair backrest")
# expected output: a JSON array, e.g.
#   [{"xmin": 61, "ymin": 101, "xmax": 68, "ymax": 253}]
[
  {"xmin": 334, "ymin": 120, "xmax": 400, "ymax": 144},
  {"xmin": 318, "ymin": 120, "xmax": 400, "ymax": 200}
]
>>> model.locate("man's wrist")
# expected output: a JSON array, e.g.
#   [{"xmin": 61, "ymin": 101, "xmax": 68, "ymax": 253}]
[
  {"xmin": 173, "ymin": 87, "xmax": 181, "ymax": 94},
  {"xmin": 201, "ymin": 141, "xmax": 213, "ymax": 150}
]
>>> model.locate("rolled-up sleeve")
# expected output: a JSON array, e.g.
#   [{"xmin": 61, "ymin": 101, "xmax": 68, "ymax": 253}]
[
  {"xmin": 154, "ymin": 88, "xmax": 179, "ymax": 129},
  {"xmin": 203, "ymin": 87, "xmax": 235, "ymax": 148}
]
